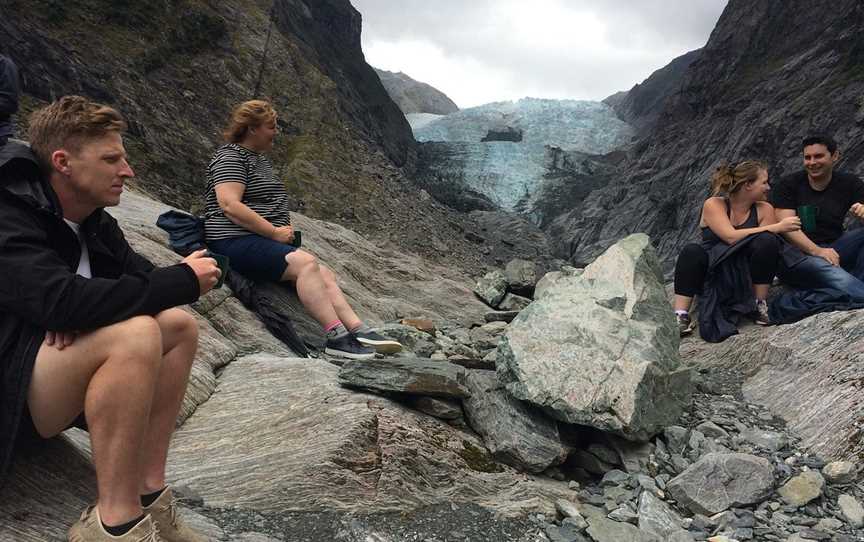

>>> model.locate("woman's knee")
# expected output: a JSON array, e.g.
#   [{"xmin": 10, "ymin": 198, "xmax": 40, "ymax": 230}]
[
  {"xmin": 750, "ymin": 232, "xmax": 780, "ymax": 253},
  {"xmin": 286, "ymin": 250, "xmax": 319, "ymax": 273}
]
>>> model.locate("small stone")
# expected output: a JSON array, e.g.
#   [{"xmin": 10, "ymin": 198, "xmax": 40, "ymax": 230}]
[
  {"xmin": 607, "ymin": 506, "xmax": 638, "ymax": 524},
  {"xmin": 600, "ymin": 469, "xmax": 630, "ymax": 487},
  {"xmin": 696, "ymin": 421, "xmax": 730, "ymax": 439},
  {"xmin": 555, "ymin": 499, "xmax": 582, "ymax": 520},
  {"xmin": 822, "ymin": 461, "xmax": 857, "ymax": 485},
  {"xmin": 740, "ymin": 428, "xmax": 787, "ymax": 452},
  {"xmin": 778, "ymin": 471, "xmax": 825, "ymax": 507},
  {"xmin": 838, "ymin": 493, "xmax": 864, "ymax": 527},
  {"xmin": 474, "ymin": 270, "xmax": 508, "ymax": 307},
  {"xmin": 569, "ymin": 480, "xmax": 581, "ymax": 490},
  {"xmin": 815, "ymin": 517, "xmax": 842, "ymax": 531},
  {"xmin": 561, "ymin": 515, "xmax": 589, "ymax": 532}
]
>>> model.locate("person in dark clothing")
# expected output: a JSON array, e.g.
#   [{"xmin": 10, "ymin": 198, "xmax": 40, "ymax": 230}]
[
  {"xmin": 672, "ymin": 160, "xmax": 800, "ymax": 338},
  {"xmin": 0, "ymin": 96, "xmax": 217, "ymax": 541},
  {"xmin": 0, "ymin": 54, "xmax": 19, "ymax": 146},
  {"xmin": 766, "ymin": 135, "xmax": 864, "ymax": 323}
]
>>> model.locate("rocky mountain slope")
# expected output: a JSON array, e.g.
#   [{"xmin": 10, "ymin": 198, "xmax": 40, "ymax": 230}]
[
  {"xmin": 0, "ymin": 0, "xmax": 533, "ymax": 273},
  {"xmin": 603, "ymin": 49, "xmax": 701, "ymax": 136},
  {"xmin": 374, "ymin": 68, "xmax": 459, "ymax": 115},
  {"xmin": 548, "ymin": 0, "xmax": 864, "ymax": 271}
]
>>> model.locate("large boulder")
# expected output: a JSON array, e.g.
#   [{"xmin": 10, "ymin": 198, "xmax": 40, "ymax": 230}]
[
  {"xmin": 666, "ymin": 453, "xmax": 775, "ymax": 515},
  {"xmin": 462, "ymin": 371, "xmax": 567, "ymax": 473},
  {"xmin": 497, "ymin": 234, "xmax": 692, "ymax": 441}
]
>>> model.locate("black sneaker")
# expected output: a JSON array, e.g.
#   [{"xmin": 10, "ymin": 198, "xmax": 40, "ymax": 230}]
[
  {"xmin": 676, "ymin": 312, "xmax": 695, "ymax": 337},
  {"xmin": 354, "ymin": 330, "xmax": 403, "ymax": 354},
  {"xmin": 325, "ymin": 333, "xmax": 376, "ymax": 360}
]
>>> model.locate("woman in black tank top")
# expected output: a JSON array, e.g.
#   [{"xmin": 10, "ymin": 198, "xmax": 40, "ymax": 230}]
[{"xmin": 672, "ymin": 161, "xmax": 801, "ymax": 340}]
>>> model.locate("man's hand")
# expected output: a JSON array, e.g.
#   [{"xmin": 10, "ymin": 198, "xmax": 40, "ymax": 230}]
[
  {"xmin": 183, "ymin": 249, "xmax": 221, "ymax": 294},
  {"xmin": 45, "ymin": 330, "xmax": 77, "ymax": 350},
  {"xmin": 851, "ymin": 203, "xmax": 864, "ymax": 221},
  {"xmin": 814, "ymin": 246, "xmax": 841, "ymax": 266},
  {"xmin": 271, "ymin": 225, "xmax": 295, "ymax": 244}
]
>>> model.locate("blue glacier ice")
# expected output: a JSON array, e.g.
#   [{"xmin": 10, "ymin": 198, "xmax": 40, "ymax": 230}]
[{"xmin": 411, "ymin": 98, "xmax": 633, "ymax": 212}]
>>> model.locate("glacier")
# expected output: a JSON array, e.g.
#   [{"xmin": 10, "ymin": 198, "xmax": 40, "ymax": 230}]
[{"xmin": 410, "ymin": 98, "xmax": 634, "ymax": 213}]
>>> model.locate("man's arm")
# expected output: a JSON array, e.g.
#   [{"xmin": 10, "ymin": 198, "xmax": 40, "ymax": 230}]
[
  {"xmin": 0, "ymin": 56, "xmax": 19, "ymax": 118},
  {"xmin": 0, "ymin": 205, "xmax": 201, "ymax": 332},
  {"xmin": 775, "ymin": 207, "xmax": 840, "ymax": 265}
]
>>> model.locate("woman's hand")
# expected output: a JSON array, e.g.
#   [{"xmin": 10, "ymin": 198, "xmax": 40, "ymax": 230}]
[
  {"xmin": 271, "ymin": 225, "xmax": 295, "ymax": 244},
  {"xmin": 769, "ymin": 215, "xmax": 801, "ymax": 233}
]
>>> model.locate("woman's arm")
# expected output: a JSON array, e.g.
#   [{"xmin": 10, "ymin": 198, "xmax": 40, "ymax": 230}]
[
  {"xmin": 702, "ymin": 198, "xmax": 799, "ymax": 245},
  {"xmin": 214, "ymin": 182, "xmax": 293, "ymax": 243}
]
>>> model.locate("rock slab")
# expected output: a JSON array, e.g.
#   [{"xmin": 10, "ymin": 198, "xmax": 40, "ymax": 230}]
[
  {"xmin": 462, "ymin": 371, "xmax": 567, "ymax": 473},
  {"xmin": 667, "ymin": 453, "xmax": 775, "ymax": 515},
  {"xmin": 338, "ymin": 357, "xmax": 471, "ymax": 399},
  {"xmin": 497, "ymin": 234, "xmax": 692, "ymax": 441}
]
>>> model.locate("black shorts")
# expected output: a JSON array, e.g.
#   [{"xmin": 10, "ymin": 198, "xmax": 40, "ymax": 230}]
[{"xmin": 17, "ymin": 405, "xmax": 87, "ymax": 446}]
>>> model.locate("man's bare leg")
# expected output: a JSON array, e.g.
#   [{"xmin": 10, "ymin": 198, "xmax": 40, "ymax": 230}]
[
  {"xmin": 319, "ymin": 265, "xmax": 362, "ymax": 330},
  {"xmin": 27, "ymin": 316, "xmax": 163, "ymax": 526},
  {"xmin": 139, "ymin": 308, "xmax": 199, "ymax": 495},
  {"xmin": 282, "ymin": 250, "xmax": 340, "ymax": 326}
]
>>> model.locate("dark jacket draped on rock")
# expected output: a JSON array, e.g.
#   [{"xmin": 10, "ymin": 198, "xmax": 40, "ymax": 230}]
[
  {"xmin": 0, "ymin": 55, "xmax": 18, "ymax": 139},
  {"xmin": 0, "ymin": 141, "xmax": 200, "ymax": 483}
]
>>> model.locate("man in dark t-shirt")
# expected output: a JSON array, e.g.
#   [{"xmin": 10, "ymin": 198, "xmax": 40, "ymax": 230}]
[{"xmin": 769, "ymin": 134, "xmax": 864, "ymax": 322}]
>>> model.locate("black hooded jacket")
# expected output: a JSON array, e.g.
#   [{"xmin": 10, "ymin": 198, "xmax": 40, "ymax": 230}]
[{"xmin": 0, "ymin": 141, "xmax": 200, "ymax": 482}]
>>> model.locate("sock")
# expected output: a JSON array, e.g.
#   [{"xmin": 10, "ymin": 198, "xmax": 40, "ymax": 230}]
[
  {"xmin": 103, "ymin": 515, "xmax": 145, "ymax": 536},
  {"xmin": 141, "ymin": 486, "xmax": 167, "ymax": 508},
  {"xmin": 325, "ymin": 321, "xmax": 348, "ymax": 339},
  {"xmin": 674, "ymin": 310, "xmax": 689, "ymax": 316},
  {"xmin": 350, "ymin": 322, "xmax": 372, "ymax": 334}
]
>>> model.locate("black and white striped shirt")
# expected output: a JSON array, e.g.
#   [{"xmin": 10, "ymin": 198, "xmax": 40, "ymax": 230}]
[{"xmin": 203, "ymin": 143, "xmax": 291, "ymax": 242}]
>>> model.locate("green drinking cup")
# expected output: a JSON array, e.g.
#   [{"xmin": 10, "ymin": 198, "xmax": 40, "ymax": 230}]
[{"xmin": 797, "ymin": 205, "xmax": 819, "ymax": 233}]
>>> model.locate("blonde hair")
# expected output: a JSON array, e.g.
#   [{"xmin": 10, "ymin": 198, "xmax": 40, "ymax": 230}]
[
  {"xmin": 222, "ymin": 100, "xmax": 277, "ymax": 143},
  {"xmin": 28, "ymin": 95, "xmax": 127, "ymax": 171},
  {"xmin": 710, "ymin": 160, "xmax": 767, "ymax": 196}
]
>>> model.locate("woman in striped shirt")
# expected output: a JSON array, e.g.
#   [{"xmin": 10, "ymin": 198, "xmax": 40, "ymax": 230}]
[{"xmin": 204, "ymin": 100, "xmax": 401, "ymax": 359}]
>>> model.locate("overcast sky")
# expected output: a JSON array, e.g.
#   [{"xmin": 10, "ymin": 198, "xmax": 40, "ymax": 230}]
[{"xmin": 353, "ymin": 0, "xmax": 728, "ymax": 108}]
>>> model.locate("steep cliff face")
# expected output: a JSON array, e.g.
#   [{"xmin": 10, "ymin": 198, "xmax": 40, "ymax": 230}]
[
  {"xmin": 550, "ymin": 0, "xmax": 864, "ymax": 271},
  {"xmin": 375, "ymin": 69, "xmax": 460, "ymax": 115},
  {"xmin": 603, "ymin": 49, "xmax": 701, "ymax": 136},
  {"xmin": 0, "ymin": 0, "xmax": 522, "ymax": 272}
]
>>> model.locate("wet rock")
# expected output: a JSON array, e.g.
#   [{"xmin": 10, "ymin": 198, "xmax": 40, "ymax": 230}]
[
  {"xmin": 474, "ymin": 271, "xmax": 508, "ymax": 307},
  {"xmin": 462, "ymin": 371, "xmax": 567, "ymax": 473},
  {"xmin": 338, "ymin": 357, "xmax": 471, "ymax": 399},
  {"xmin": 667, "ymin": 453, "xmax": 775, "ymax": 515},
  {"xmin": 497, "ymin": 235, "xmax": 692, "ymax": 441},
  {"xmin": 778, "ymin": 471, "xmax": 825, "ymax": 507}
]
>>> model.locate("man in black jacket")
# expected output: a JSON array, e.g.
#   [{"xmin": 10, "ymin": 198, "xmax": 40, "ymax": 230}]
[
  {"xmin": 0, "ymin": 53, "xmax": 18, "ymax": 145},
  {"xmin": 0, "ymin": 96, "xmax": 219, "ymax": 541}
]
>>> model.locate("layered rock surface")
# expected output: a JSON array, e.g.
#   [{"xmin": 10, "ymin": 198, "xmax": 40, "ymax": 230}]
[{"xmin": 497, "ymin": 234, "xmax": 692, "ymax": 440}]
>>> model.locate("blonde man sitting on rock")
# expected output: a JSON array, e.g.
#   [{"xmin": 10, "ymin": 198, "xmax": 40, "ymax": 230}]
[{"xmin": 0, "ymin": 96, "xmax": 218, "ymax": 541}]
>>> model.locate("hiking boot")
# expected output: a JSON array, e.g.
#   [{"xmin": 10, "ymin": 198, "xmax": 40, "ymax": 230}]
[
  {"xmin": 754, "ymin": 299, "xmax": 771, "ymax": 326},
  {"xmin": 353, "ymin": 329, "xmax": 403, "ymax": 354},
  {"xmin": 324, "ymin": 333, "xmax": 376, "ymax": 360},
  {"xmin": 676, "ymin": 312, "xmax": 695, "ymax": 337},
  {"xmin": 68, "ymin": 506, "xmax": 162, "ymax": 541},
  {"xmin": 143, "ymin": 487, "xmax": 209, "ymax": 542}
]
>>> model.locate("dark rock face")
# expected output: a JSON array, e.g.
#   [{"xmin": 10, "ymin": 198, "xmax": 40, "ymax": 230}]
[
  {"xmin": 481, "ymin": 127, "xmax": 523, "ymax": 143},
  {"xmin": 375, "ymin": 69, "xmax": 459, "ymax": 115},
  {"xmin": 549, "ymin": 0, "xmax": 864, "ymax": 272},
  {"xmin": 603, "ymin": 49, "xmax": 701, "ymax": 136}
]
